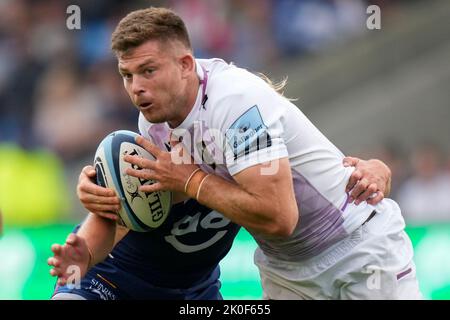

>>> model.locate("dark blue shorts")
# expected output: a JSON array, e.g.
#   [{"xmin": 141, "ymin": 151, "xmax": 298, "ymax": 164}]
[{"xmin": 51, "ymin": 255, "xmax": 223, "ymax": 300}]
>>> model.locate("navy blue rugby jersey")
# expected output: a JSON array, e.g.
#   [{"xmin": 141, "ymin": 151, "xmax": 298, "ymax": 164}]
[{"xmin": 110, "ymin": 199, "xmax": 241, "ymax": 288}]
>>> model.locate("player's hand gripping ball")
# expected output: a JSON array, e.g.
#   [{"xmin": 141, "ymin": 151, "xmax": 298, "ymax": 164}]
[{"xmin": 94, "ymin": 130, "xmax": 172, "ymax": 232}]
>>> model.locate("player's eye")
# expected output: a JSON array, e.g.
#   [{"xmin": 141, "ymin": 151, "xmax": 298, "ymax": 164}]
[
  {"xmin": 144, "ymin": 68, "xmax": 155, "ymax": 76},
  {"xmin": 121, "ymin": 73, "xmax": 132, "ymax": 80}
]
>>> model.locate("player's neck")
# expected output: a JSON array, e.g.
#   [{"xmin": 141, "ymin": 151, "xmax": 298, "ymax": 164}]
[{"xmin": 168, "ymin": 73, "xmax": 200, "ymax": 128}]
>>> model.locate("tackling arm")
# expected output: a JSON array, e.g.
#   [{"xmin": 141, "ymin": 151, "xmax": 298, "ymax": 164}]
[{"xmin": 48, "ymin": 214, "xmax": 127, "ymax": 285}]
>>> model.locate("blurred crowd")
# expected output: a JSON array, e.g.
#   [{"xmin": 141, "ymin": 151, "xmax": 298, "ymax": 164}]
[{"xmin": 0, "ymin": 0, "xmax": 447, "ymax": 225}]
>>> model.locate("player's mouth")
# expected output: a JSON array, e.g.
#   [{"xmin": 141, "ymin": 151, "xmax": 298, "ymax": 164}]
[{"xmin": 138, "ymin": 102, "xmax": 152, "ymax": 110}]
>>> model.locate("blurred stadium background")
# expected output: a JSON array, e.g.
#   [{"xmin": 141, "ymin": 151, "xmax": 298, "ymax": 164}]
[{"xmin": 1, "ymin": 0, "xmax": 449, "ymax": 300}]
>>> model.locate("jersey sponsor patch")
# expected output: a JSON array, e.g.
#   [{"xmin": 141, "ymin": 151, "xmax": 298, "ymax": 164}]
[
  {"xmin": 164, "ymin": 210, "xmax": 231, "ymax": 253},
  {"xmin": 226, "ymin": 105, "xmax": 272, "ymax": 160}
]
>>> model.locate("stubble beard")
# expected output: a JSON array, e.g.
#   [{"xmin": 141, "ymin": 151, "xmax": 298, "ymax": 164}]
[{"xmin": 142, "ymin": 93, "xmax": 187, "ymax": 127}]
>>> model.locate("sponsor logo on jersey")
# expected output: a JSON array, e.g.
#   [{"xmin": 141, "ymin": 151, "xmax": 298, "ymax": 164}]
[
  {"xmin": 88, "ymin": 277, "xmax": 117, "ymax": 300},
  {"xmin": 226, "ymin": 105, "xmax": 272, "ymax": 160},
  {"xmin": 165, "ymin": 211, "xmax": 231, "ymax": 253}
]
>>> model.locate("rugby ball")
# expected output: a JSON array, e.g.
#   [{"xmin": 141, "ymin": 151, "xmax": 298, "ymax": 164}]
[{"xmin": 93, "ymin": 130, "xmax": 172, "ymax": 232}]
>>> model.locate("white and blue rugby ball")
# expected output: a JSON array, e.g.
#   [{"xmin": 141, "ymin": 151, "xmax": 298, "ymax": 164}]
[{"xmin": 93, "ymin": 130, "xmax": 172, "ymax": 232}]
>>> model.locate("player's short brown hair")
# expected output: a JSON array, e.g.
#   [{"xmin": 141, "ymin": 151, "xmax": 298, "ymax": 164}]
[{"xmin": 111, "ymin": 7, "xmax": 191, "ymax": 55}]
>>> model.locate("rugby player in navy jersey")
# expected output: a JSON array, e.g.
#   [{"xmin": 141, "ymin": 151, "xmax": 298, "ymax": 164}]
[{"xmin": 49, "ymin": 8, "xmax": 404, "ymax": 300}]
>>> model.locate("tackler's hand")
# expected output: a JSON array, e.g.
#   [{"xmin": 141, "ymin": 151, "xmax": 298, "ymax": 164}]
[
  {"xmin": 76, "ymin": 165, "xmax": 121, "ymax": 220},
  {"xmin": 344, "ymin": 157, "xmax": 391, "ymax": 206}
]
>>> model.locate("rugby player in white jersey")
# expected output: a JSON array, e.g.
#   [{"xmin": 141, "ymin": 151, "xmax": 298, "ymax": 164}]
[{"xmin": 49, "ymin": 7, "xmax": 421, "ymax": 299}]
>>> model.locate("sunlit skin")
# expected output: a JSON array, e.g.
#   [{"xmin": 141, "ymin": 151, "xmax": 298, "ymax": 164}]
[{"xmin": 117, "ymin": 40, "xmax": 199, "ymax": 128}]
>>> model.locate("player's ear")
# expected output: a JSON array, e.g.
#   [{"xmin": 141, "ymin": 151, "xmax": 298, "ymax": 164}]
[{"xmin": 179, "ymin": 54, "xmax": 195, "ymax": 79}]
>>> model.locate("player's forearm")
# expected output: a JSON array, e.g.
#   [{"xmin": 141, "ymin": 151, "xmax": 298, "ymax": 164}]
[
  {"xmin": 194, "ymin": 173, "xmax": 298, "ymax": 238},
  {"xmin": 77, "ymin": 213, "xmax": 116, "ymax": 266}
]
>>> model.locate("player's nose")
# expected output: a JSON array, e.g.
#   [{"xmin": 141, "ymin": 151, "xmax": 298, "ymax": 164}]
[{"xmin": 131, "ymin": 75, "xmax": 147, "ymax": 95}]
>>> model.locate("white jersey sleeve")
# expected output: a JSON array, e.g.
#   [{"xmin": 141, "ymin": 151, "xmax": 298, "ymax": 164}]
[{"xmin": 207, "ymin": 72, "xmax": 289, "ymax": 176}]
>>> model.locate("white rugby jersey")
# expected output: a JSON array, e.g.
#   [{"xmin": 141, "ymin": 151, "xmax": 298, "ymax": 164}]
[{"xmin": 138, "ymin": 58, "xmax": 376, "ymax": 261}]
